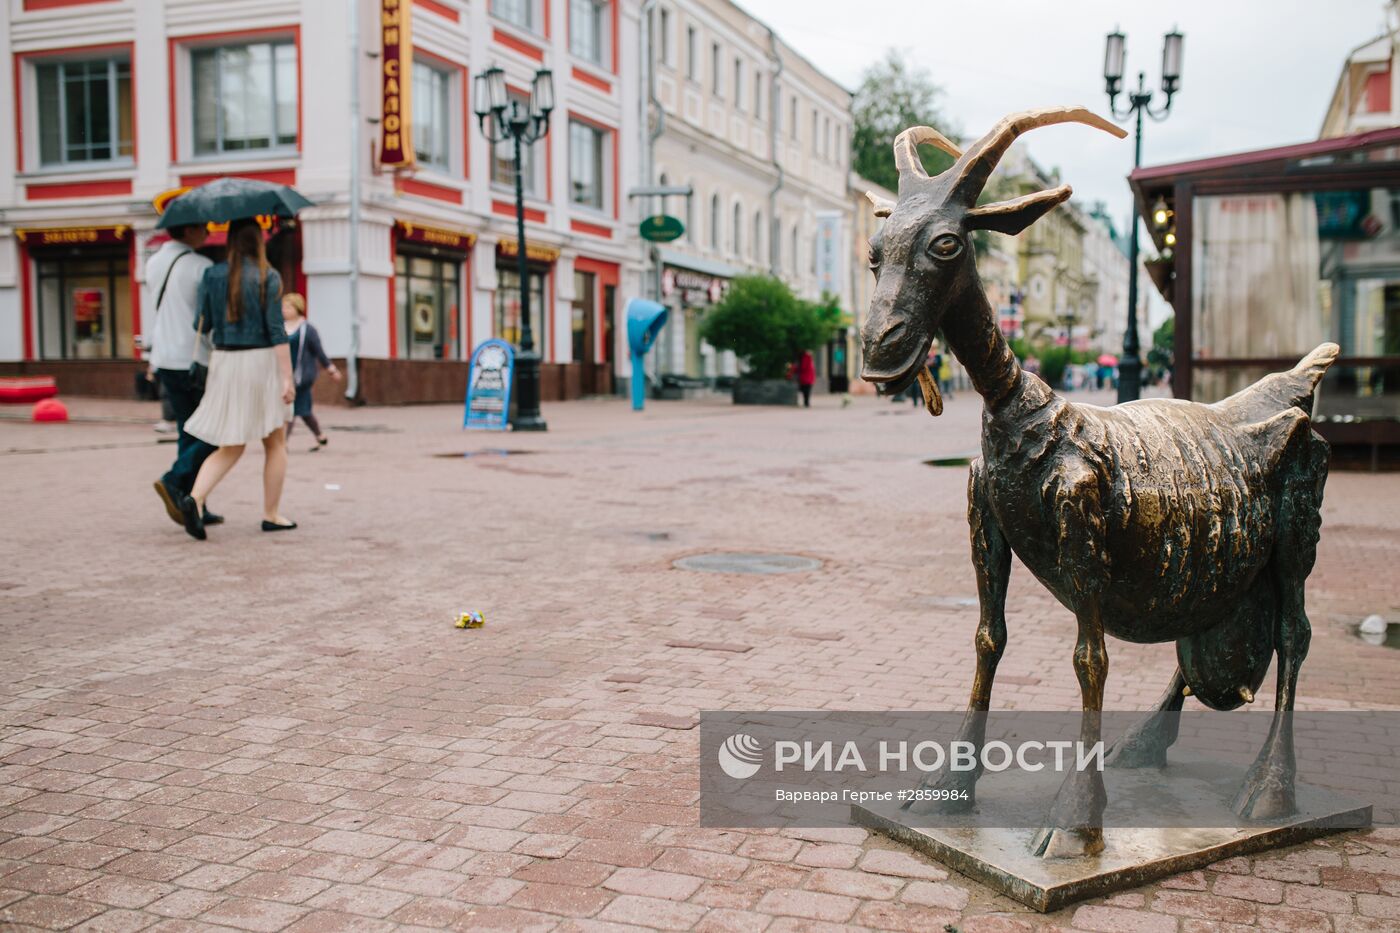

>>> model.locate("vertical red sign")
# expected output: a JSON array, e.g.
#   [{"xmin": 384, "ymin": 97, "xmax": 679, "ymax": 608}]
[{"xmin": 380, "ymin": 0, "xmax": 415, "ymax": 167}]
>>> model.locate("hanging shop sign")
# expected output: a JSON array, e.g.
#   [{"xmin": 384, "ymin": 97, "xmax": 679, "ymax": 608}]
[
  {"xmin": 661, "ymin": 267, "xmax": 726, "ymax": 305},
  {"xmin": 497, "ymin": 238, "xmax": 561, "ymax": 263},
  {"xmin": 639, "ymin": 214, "xmax": 685, "ymax": 242},
  {"xmin": 17, "ymin": 226, "xmax": 130, "ymax": 247},
  {"xmin": 379, "ymin": 0, "xmax": 415, "ymax": 167},
  {"xmin": 464, "ymin": 338, "xmax": 515, "ymax": 431},
  {"xmin": 396, "ymin": 220, "xmax": 475, "ymax": 252}
]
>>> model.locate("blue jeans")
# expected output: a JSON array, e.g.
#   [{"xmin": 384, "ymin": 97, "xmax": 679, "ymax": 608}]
[{"xmin": 158, "ymin": 369, "xmax": 216, "ymax": 495}]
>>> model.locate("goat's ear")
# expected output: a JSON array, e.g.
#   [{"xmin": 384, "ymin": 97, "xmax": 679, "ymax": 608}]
[
  {"xmin": 866, "ymin": 190, "xmax": 895, "ymax": 219},
  {"xmin": 965, "ymin": 184, "xmax": 1072, "ymax": 236}
]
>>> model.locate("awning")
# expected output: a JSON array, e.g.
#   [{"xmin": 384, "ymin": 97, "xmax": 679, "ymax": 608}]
[{"xmin": 655, "ymin": 247, "xmax": 741, "ymax": 280}]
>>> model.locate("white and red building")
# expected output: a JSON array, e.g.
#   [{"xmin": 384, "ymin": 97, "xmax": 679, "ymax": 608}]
[{"xmin": 0, "ymin": 0, "xmax": 643, "ymax": 402}]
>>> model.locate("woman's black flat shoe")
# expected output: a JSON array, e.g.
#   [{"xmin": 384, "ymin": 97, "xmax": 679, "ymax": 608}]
[
  {"xmin": 180, "ymin": 495, "xmax": 206, "ymax": 540},
  {"xmin": 261, "ymin": 520, "xmax": 298, "ymax": 532}
]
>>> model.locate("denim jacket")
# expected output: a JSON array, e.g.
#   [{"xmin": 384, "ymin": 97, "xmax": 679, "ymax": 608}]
[{"xmin": 194, "ymin": 260, "xmax": 288, "ymax": 350}]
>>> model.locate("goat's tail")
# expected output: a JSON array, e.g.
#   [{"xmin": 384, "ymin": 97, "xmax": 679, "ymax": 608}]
[
  {"xmin": 1214, "ymin": 342, "xmax": 1340, "ymax": 423},
  {"xmin": 1287, "ymin": 342, "xmax": 1341, "ymax": 413}
]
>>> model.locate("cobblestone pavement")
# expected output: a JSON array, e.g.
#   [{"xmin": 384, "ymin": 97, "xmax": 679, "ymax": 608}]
[{"xmin": 2, "ymin": 390, "xmax": 1398, "ymax": 932}]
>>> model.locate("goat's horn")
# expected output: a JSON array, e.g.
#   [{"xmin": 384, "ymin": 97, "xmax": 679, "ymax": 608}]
[
  {"xmin": 893, "ymin": 126, "xmax": 962, "ymax": 181},
  {"xmin": 949, "ymin": 107, "xmax": 1126, "ymax": 204},
  {"xmin": 866, "ymin": 190, "xmax": 896, "ymax": 218}
]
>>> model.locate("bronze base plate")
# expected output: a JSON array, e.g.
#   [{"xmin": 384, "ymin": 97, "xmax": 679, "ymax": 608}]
[{"xmin": 852, "ymin": 757, "xmax": 1370, "ymax": 912}]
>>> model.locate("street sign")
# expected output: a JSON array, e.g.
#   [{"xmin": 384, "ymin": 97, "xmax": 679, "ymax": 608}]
[
  {"xmin": 464, "ymin": 339, "xmax": 514, "ymax": 431},
  {"xmin": 640, "ymin": 215, "xmax": 684, "ymax": 242}
]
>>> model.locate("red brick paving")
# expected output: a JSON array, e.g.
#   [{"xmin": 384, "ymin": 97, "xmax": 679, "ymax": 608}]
[{"xmin": 2, "ymin": 391, "xmax": 1399, "ymax": 930}]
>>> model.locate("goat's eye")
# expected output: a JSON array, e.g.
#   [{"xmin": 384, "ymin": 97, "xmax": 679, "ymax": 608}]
[{"xmin": 928, "ymin": 234, "xmax": 963, "ymax": 260}]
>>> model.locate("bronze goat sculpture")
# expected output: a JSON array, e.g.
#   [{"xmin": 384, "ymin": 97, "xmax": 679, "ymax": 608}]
[{"xmin": 861, "ymin": 107, "xmax": 1337, "ymax": 858}]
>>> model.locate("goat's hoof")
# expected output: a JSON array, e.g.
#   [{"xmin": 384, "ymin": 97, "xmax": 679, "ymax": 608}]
[
  {"xmin": 1232, "ymin": 768, "xmax": 1296, "ymax": 821},
  {"xmin": 1030, "ymin": 824, "xmax": 1105, "ymax": 859}
]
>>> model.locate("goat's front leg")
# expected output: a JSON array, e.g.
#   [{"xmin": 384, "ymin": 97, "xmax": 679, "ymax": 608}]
[
  {"xmin": 905, "ymin": 459, "xmax": 1009, "ymax": 815},
  {"xmin": 1033, "ymin": 465, "xmax": 1110, "ymax": 857}
]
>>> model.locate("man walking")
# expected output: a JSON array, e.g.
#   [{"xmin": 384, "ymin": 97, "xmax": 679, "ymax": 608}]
[{"xmin": 148, "ymin": 223, "xmax": 222, "ymax": 527}]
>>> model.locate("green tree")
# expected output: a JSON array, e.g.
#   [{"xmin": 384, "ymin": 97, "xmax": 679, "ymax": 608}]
[
  {"xmin": 852, "ymin": 49, "xmax": 958, "ymax": 192},
  {"xmin": 700, "ymin": 277, "xmax": 842, "ymax": 380},
  {"xmin": 1148, "ymin": 315, "xmax": 1175, "ymax": 373}
]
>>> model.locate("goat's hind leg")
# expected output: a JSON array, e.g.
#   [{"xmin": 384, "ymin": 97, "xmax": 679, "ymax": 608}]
[
  {"xmin": 1234, "ymin": 450, "xmax": 1324, "ymax": 820},
  {"xmin": 1105, "ymin": 668, "xmax": 1188, "ymax": 769},
  {"xmin": 905, "ymin": 459, "xmax": 1009, "ymax": 816}
]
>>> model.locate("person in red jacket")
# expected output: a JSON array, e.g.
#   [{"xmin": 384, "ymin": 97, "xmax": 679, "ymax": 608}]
[{"xmin": 795, "ymin": 349, "xmax": 817, "ymax": 407}]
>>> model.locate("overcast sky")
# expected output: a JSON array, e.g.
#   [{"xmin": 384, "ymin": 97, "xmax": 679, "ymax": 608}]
[{"xmin": 741, "ymin": 0, "xmax": 1388, "ymax": 233}]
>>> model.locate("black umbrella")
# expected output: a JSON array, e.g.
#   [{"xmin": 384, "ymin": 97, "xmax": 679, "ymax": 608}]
[{"xmin": 156, "ymin": 177, "xmax": 314, "ymax": 229}]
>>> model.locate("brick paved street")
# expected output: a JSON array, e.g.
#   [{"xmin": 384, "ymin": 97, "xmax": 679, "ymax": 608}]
[{"xmin": 2, "ymin": 391, "xmax": 1399, "ymax": 931}]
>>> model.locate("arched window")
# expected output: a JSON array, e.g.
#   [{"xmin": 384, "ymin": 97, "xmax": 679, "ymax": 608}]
[
  {"xmin": 710, "ymin": 194, "xmax": 721, "ymax": 250},
  {"xmin": 772, "ymin": 216, "xmax": 782, "ymax": 268},
  {"xmin": 732, "ymin": 202, "xmax": 742, "ymax": 257},
  {"xmin": 752, "ymin": 211, "xmax": 764, "ymax": 265},
  {"xmin": 791, "ymin": 226, "xmax": 799, "ymax": 275}
]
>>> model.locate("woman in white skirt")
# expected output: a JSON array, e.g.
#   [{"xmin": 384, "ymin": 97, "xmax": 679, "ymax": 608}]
[{"xmin": 180, "ymin": 218, "xmax": 296, "ymax": 540}]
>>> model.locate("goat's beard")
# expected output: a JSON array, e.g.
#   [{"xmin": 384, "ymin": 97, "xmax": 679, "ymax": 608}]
[{"xmin": 917, "ymin": 366, "xmax": 943, "ymax": 417}]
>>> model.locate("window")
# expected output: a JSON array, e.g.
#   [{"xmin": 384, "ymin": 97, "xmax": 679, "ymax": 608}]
[
  {"xmin": 35, "ymin": 57, "xmax": 133, "ymax": 166},
  {"xmin": 686, "ymin": 26, "xmax": 698, "ymax": 81},
  {"xmin": 709, "ymin": 194, "xmax": 720, "ymax": 250},
  {"xmin": 811, "ymin": 108, "xmax": 818, "ymax": 154},
  {"xmin": 491, "ymin": 0, "xmax": 534, "ymax": 31},
  {"xmin": 192, "ymin": 41, "xmax": 297, "ymax": 154},
  {"xmin": 791, "ymin": 226, "xmax": 799, "ymax": 274},
  {"xmin": 572, "ymin": 270, "xmax": 596, "ymax": 363},
  {"xmin": 733, "ymin": 58, "xmax": 743, "ymax": 110},
  {"xmin": 753, "ymin": 211, "xmax": 764, "ymax": 265},
  {"xmin": 491, "ymin": 93, "xmax": 537, "ymax": 195},
  {"xmin": 495, "ymin": 266, "xmax": 546, "ymax": 349},
  {"xmin": 412, "ymin": 60, "xmax": 452, "ymax": 171},
  {"xmin": 789, "ymin": 96, "xmax": 797, "ymax": 139},
  {"xmin": 753, "ymin": 73, "xmax": 762, "ymax": 120},
  {"xmin": 711, "ymin": 42, "xmax": 722, "ymax": 96},
  {"xmin": 732, "ymin": 202, "xmax": 742, "ymax": 256},
  {"xmin": 569, "ymin": 120, "xmax": 605, "ymax": 210},
  {"xmin": 683, "ymin": 179, "xmax": 694, "ymax": 242},
  {"xmin": 659, "ymin": 8, "xmax": 673, "ymax": 66},
  {"xmin": 570, "ymin": 0, "xmax": 608, "ymax": 66},
  {"xmin": 395, "ymin": 250, "xmax": 461, "ymax": 360}
]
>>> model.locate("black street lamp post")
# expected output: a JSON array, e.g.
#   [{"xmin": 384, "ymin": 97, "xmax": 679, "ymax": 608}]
[
  {"xmin": 474, "ymin": 66, "xmax": 554, "ymax": 431},
  {"xmin": 1104, "ymin": 28, "xmax": 1182, "ymax": 403}
]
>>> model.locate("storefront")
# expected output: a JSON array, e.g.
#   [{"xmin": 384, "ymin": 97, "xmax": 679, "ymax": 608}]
[
  {"xmin": 392, "ymin": 221, "xmax": 473, "ymax": 361},
  {"xmin": 659, "ymin": 261, "xmax": 730, "ymax": 383},
  {"xmin": 22, "ymin": 226, "xmax": 136, "ymax": 362},
  {"xmin": 1131, "ymin": 126, "xmax": 1400, "ymax": 467},
  {"xmin": 572, "ymin": 257, "xmax": 619, "ymax": 396}
]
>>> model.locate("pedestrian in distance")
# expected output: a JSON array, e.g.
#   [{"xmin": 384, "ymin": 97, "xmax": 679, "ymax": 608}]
[
  {"xmin": 795, "ymin": 348, "xmax": 817, "ymax": 407},
  {"xmin": 281, "ymin": 293, "xmax": 341, "ymax": 451},
  {"xmin": 179, "ymin": 218, "xmax": 297, "ymax": 540},
  {"xmin": 148, "ymin": 221, "xmax": 225, "ymax": 528}
]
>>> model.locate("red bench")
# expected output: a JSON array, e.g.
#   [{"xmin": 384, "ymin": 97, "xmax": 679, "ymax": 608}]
[{"xmin": 0, "ymin": 376, "xmax": 58, "ymax": 403}]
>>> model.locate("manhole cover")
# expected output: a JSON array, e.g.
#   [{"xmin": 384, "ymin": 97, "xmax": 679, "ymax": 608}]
[{"xmin": 674, "ymin": 552, "xmax": 822, "ymax": 575}]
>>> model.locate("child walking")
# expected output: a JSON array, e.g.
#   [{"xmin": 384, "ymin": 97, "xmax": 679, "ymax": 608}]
[{"xmin": 282, "ymin": 293, "xmax": 341, "ymax": 450}]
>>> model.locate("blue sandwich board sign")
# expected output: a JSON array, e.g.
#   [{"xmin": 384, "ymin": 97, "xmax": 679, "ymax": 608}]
[{"xmin": 464, "ymin": 339, "xmax": 514, "ymax": 430}]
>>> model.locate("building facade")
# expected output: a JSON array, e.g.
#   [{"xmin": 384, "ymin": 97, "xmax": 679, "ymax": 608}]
[
  {"xmin": 641, "ymin": 0, "xmax": 853, "ymax": 392},
  {"xmin": 0, "ymin": 0, "xmax": 645, "ymax": 403}
]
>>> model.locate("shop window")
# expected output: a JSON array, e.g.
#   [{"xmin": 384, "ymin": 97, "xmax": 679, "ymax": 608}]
[
  {"xmin": 490, "ymin": 93, "xmax": 538, "ymax": 196},
  {"xmin": 192, "ymin": 40, "xmax": 297, "ymax": 155},
  {"xmin": 35, "ymin": 57, "xmax": 133, "ymax": 166},
  {"xmin": 496, "ymin": 266, "xmax": 546, "ymax": 349},
  {"xmin": 570, "ymin": 0, "xmax": 608, "ymax": 67},
  {"xmin": 35, "ymin": 250, "xmax": 131, "ymax": 360},
  {"xmin": 395, "ymin": 249, "xmax": 461, "ymax": 360},
  {"xmin": 572, "ymin": 270, "xmax": 596, "ymax": 363},
  {"xmin": 413, "ymin": 60, "xmax": 453, "ymax": 172},
  {"xmin": 491, "ymin": 0, "xmax": 536, "ymax": 31},
  {"xmin": 569, "ymin": 120, "xmax": 606, "ymax": 210}
]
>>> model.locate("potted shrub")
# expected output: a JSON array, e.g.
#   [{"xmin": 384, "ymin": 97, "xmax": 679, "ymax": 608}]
[{"xmin": 700, "ymin": 276, "xmax": 842, "ymax": 405}]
